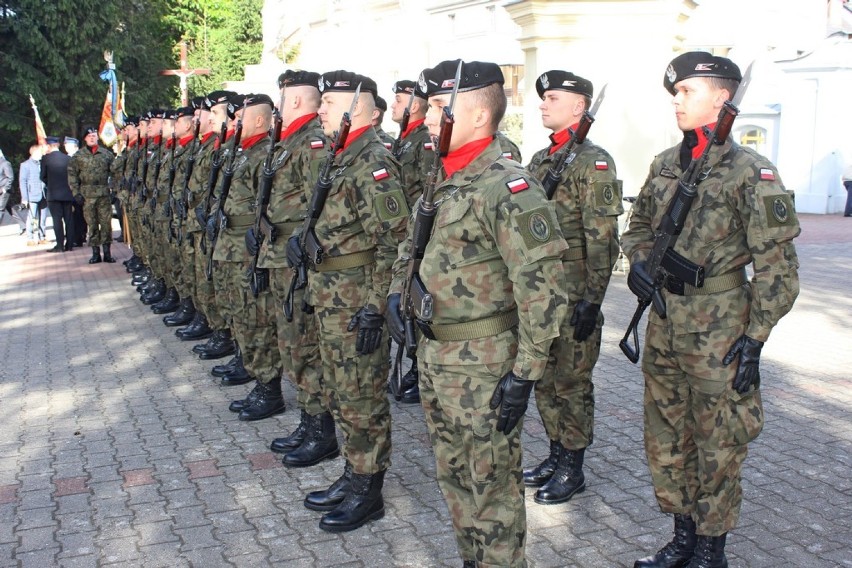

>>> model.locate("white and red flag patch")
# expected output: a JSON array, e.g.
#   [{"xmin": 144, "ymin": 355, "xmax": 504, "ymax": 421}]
[
  {"xmin": 501, "ymin": 152, "xmax": 514, "ymax": 159},
  {"xmin": 507, "ymin": 178, "xmax": 529, "ymax": 193},
  {"xmin": 424, "ymin": 142, "xmax": 434, "ymax": 150},
  {"xmin": 310, "ymin": 139, "xmax": 324, "ymax": 149},
  {"xmin": 595, "ymin": 160, "xmax": 609, "ymax": 170},
  {"xmin": 759, "ymin": 168, "xmax": 775, "ymax": 181},
  {"xmin": 383, "ymin": 142, "xmax": 392, "ymax": 150},
  {"xmin": 372, "ymin": 168, "xmax": 390, "ymax": 181}
]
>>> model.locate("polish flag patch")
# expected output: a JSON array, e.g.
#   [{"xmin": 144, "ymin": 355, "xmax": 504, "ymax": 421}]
[
  {"xmin": 759, "ymin": 168, "xmax": 775, "ymax": 181},
  {"xmin": 424, "ymin": 142, "xmax": 434, "ymax": 150},
  {"xmin": 595, "ymin": 160, "xmax": 609, "ymax": 170},
  {"xmin": 310, "ymin": 139, "xmax": 324, "ymax": 149},
  {"xmin": 372, "ymin": 168, "xmax": 390, "ymax": 181},
  {"xmin": 501, "ymin": 152, "xmax": 514, "ymax": 159},
  {"xmin": 507, "ymin": 178, "xmax": 530, "ymax": 193},
  {"xmin": 383, "ymin": 142, "xmax": 392, "ymax": 150}
]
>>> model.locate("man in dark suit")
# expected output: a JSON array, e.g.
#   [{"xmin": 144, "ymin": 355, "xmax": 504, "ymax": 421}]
[{"xmin": 41, "ymin": 136, "xmax": 75, "ymax": 252}]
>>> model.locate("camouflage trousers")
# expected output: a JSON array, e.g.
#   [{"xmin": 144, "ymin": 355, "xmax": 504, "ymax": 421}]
[
  {"xmin": 270, "ymin": 268, "xmax": 325, "ymax": 416},
  {"xmin": 152, "ymin": 220, "xmax": 178, "ymax": 288},
  {"xmin": 82, "ymin": 195, "xmax": 112, "ymax": 246},
  {"xmin": 193, "ymin": 235, "xmax": 225, "ymax": 329},
  {"xmin": 534, "ymin": 303, "xmax": 602, "ymax": 449},
  {"xmin": 127, "ymin": 207, "xmax": 144, "ymax": 259},
  {"xmin": 218, "ymin": 261, "xmax": 281, "ymax": 383},
  {"xmin": 315, "ymin": 306, "xmax": 391, "ymax": 475},
  {"xmin": 176, "ymin": 233, "xmax": 195, "ymax": 301},
  {"xmin": 642, "ymin": 321, "xmax": 763, "ymax": 536},
  {"xmin": 420, "ymin": 359, "xmax": 527, "ymax": 568}
]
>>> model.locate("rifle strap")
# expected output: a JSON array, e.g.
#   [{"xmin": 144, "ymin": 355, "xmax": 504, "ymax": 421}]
[
  {"xmin": 270, "ymin": 221, "xmax": 301, "ymax": 237},
  {"xmin": 665, "ymin": 268, "xmax": 746, "ymax": 297},
  {"xmin": 313, "ymin": 249, "xmax": 375, "ymax": 272},
  {"xmin": 418, "ymin": 310, "xmax": 518, "ymax": 342}
]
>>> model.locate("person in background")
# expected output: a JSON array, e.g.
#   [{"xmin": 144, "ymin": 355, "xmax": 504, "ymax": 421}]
[
  {"xmin": 0, "ymin": 148, "xmax": 26, "ymax": 234},
  {"xmin": 20, "ymin": 145, "xmax": 49, "ymax": 245},
  {"xmin": 41, "ymin": 136, "xmax": 75, "ymax": 252}
]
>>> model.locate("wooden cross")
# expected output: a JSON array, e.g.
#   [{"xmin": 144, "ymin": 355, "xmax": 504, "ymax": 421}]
[{"xmin": 160, "ymin": 42, "xmax": 210, "ymax": 106}]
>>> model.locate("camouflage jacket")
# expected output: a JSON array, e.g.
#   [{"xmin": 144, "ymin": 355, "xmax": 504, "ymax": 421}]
[
  {"xmin": 110, "ymin": 149, "xmax": 128, "ymax": 204},
  {"xmin": 128, "ymin": 139, "xmax": 154, "ymax": 212},
  {"xmin": 621, "ymin": 138, "xmax": 800, "ymax": 341},
  {"xmin": 394, "ymin": 121, "xmax": 433, "ymax": 206},
  {"xmin": 496, "ymin": 131, "xmax": 522, "ymax": 163},
  {"xmin": 143, "ymin": 139, "xmax": 166, "ymax": 211},
  {"xmin": 156, "ymin": 140, "xmax": 191, "ymax": 222},
  {"xmin": 390, "ymin": 138, "xmax": 569, "ymax": 381},
  {"xmin": 258, "ymin": 116, "xmax": 327, "ymax": 269},
  {"xmin": 68, "ymin": 146, "xmax": 113, "ymax": 198},
  {"xmin": 186, "ymin": 133, "xmax": 220, "ymax": 234},
  {"xmin": 306, "ymin": 127, "xmax": 409, "ymax": 313},
  {"xmin": 212, "ymin": 134, "xmax": 270, "ymax": 263},
  {"xmin": 527, "ymin": 138, "xmax": 622, "ymax": 304},
  {"xmin": 375, "ymin": 127, "xmax": 395, "ymax": 152}
]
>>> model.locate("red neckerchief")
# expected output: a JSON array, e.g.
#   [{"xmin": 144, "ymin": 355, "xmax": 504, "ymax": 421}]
[
  {"xmin": 692, "ymin": 122, "xmax": 716, "ymax": 160},
  {"xmin": 201, "ymin": 131, "xmax": 215, "ymax": 145},
  {"xmin": 281, "ymin": 113, "xmax": 317, "ymax": 141},
  {"xmin": 442, "ymin": 136, "xmax": 493, "ymax": 178},
  {"xmin": 151, "ymin": 135, "xmax": 162, "ymax": 146},
  {"xmin": 225, "ymin": 128, "xmax": 235, "ymax": 141},
  {"xmin": 165, "ymin": 138, "xmax": 175, "ymax": 150},
  {"xmin": 402, "ymin": 118, "xmax": 425, "ymax": 139},
  {"xmin": 127, "ymin": 139, "xmax": 137, "ymax": 149},
  {"xmin": 179, "ymin": 134, "xmax": 195, "ymax": 147},
  {"xmin": 89, "ymin": 145, "xmax": 99, "ymax": 155},
  {"xmin": 140, "ymin": 137, "xmax": 147, "ymax": 146},
  {"xmin": 548, "ymin": 122, "xmax": 579, "ymax": 155},
  {"xmin": 240, "ymin": 132, "xmax": 268, "ymax": 151},
  {"xmin": 337, "ymin": 124, "xmax": 372, "ymax": 154}
]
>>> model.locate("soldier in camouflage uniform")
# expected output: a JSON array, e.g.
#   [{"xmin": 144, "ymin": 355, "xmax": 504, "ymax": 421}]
[
  {"xmin": 110, "ymin": 125, "xmax": 129, "ymax": 248},
  {"xmin": 289, "ymin": 70, "xmax": 408, "ymax": 533},
  {"xmin": 118, "ymin": 116, "xmax": 144, "ymax": 273},
  {"xmin": 139, "ymin": 110, "xmax": 169, "ymax": 306},
  {"xmin": 623, "ymin": 53, "xmax": 800, "ymax": 568},
  {"xmin": 243, "ymin": 71, "xmax": 336, "ymax": 466},
  {"xmin": 209, "ymin": 94, "xmax": 284, "ymax": 420},
  {"xmin": 496, "ymin": 131, "xmax": 522, "ymax": 163},
  {"xmin": 68, "ymin": 126, "xmax": 115, "ymax": 264},
  {"xmin": 388, "ymin": 60, "xmax": 569, "ymax": 568},
  {"xmin": 372, "ymin": 95, "xmax": 395, "ymax": 150},
  {"xmin": 522, "ymin": 71, "xmax": 622, "ymax": 506},
  {"xmin": 129, "ymin": 113, "xmax": 152, "ymax": 284}
]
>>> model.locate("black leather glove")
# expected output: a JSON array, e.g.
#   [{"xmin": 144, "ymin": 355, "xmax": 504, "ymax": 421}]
[
  {"xmin": 386, "ymin": 293, "xmax": 405, "ymax": 346},
  {"xmin": 195, "ymin": 204, "xmax": 208, "ymax": 229},
  {"xmin": 347, "ymin": 306, "xmax": 385, "ymax": 355},
  {"xmin": 570, "ymin": 299, "xmax": 600, "ymax": 342},
  {"xmin": 286, "ymin": 235, "xmax": 304, "ymax": 269},
  {"xmin": 627, "ymin": 260, "xmax": 654, "ymax": 302},
  {"xmin": 723, "ymin": 335, "xmax": 764, "ymax": 394},
  {"xmin": 205, "ymin": 215, "xmax": 218, "ymax": 242},
  {"xmin": 489, "ymin": 372, "xmax": 535, "ymax": 435},
  {"xmin": 245, "ymin": 227, "xmax": 260, "ymax": 255}
]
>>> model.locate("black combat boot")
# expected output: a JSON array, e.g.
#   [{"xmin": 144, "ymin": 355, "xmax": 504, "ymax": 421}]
[
  {"xmin": 685, "ymin": 534, "xmax": 727, "ymax": 568},
  {"xmin": 270, "ymin": 410, "xmax": 310, "ymax": 454},
  {"xmin": 399, "ymin": 363, "xmax": 421, "ymax": 404},
  {"xmin": 534, "ymin": 447, "xmax": 586, "ymax": 505},
  {"xmin": 212, "ymin": 353, "xmax": 240, "ymax": 377},
  {"xmin": 238, "ymin": 378, "xmax": 285, "ymax": 421},
  {"xmin": 102, "ymin": 243, "xmax": 116, "ymax": 263},
  {"xmin": 634, "ymin": 514, "xmax": 698, "ymax": 568},
  {"xmin": 462, "ymin": 562, "xmax": 476, "ymax": 568},
  {"xmin": 319, "ymin": 469, "xmax": 385, "ymax": 533},
  {"xmin": 88, "ymin": 246, "xmax": 102, "ymax": 264},
  {"xmin": 176, "ymin": 312, "xmax": 213, "ymax": 340},
  {"xmin": 138, "ymin": 275, "xmax": 159, "ymax": 294},
  {"xmin": 192, "ymin": 330, "xmax": 221, "ymax": 354},
  {"xmin": 198, "ymin": 330, "xmax": 236, "ymax": 360},
  {"xmin": 163, "ymin": 297, "xmax": 195, "ymax": 326},
  {"xmin": 220, "ymin": 350, "xmax": 251, "ymax": 384},
  {"xmin": 141, "ymin": 279, "xmax": 166, "ymax": 305},
  {"xmin": 228, "ymin": 381, "xmax": 263, "ymax": 413},
  {"xmin": 151, "ymin": 287, "xmax": 180, "ymax": 314},
  {"xmin": 128, "ymin": 260, "xmax": 146, "ymax": 274},
  {"xmin": 283, "ymin": 411, "xmax": 339, "ymax": 467},
  {"xmin": 523, "ymin": 439, "xmax": 561, "ymax": 488},
  {"xmin": 132, "ymin": 268, "xmax": 151, "ymax": 286},
  {"xmin": 304, "ymin": 462, "xmax": 352, "ymax": 511}
]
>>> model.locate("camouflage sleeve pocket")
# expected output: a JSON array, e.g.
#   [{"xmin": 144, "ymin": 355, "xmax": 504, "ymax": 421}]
[
  {"xmin": 592, "ymin": 179, "xmax": 624, "ymax": 216},
  {"xmin": 509, "ymin": 205, "xmax": 568, "ymax": 265},
  {"xmin": 751, "ymin": 185, "xmax": 799, "ymax": 242}
]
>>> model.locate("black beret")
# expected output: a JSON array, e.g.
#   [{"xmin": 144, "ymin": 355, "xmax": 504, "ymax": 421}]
[
  {"xmin": 163, "ymin": 109, "xmax": 178, "ymax": 120},
  {"xmin": 664, "ymin": 52, "xmax": 742, "ymax": 95},
  {"xmin": 318, "ymin": 70, "xmax": 378, "ymax": 98},
  {"xmin": 419, "ymin": 60, "xmax": 504, "ymax": 98},
  {"xmin": 535, "ymin": 70, "xmax": 593, "ymax": 99},
  {"xmin": 124, "ymin": 116, "xmax": 140, "ymax": 127},
  {"xmin": 174, "ymin": 106, "xmax": 194, "ymax": 119},
  {"xmin": 45, "ymin": 136, "xmax": 60, "ymax": 144},
  {"xmin": 243, "ymin": 93, "xmax": 275, "ymax": 110},
  {"xmin": 139, "ymin": 111, "xmax": 150, "ymax": 122},
  {"xmin": 190, "ymin": 96, "xmax": 205, "ymax": 110},
  {"xmin": 83, "ymin": 126, "xmax": 97, "ymax": 135},
  {"xmin": 204, "ymin": 90, "xmax": 237, "ymax": 110},
  {"xmin": 392, "ymin": 80, "xmax": 416, "ymax": 95},
  {"xmin": 375, "ymin": 95, "xmax": 387, "ymax": 112},
  {"xmin": 149, "ymin": 109, "xmax": 168, "ymax": 119},
  {"xmin": 278, "ymin": 70, "xmax": 321, "ymax": 90},
  {"xmin": 226, "ymin": 94, "xmax": 246, "ymax": 119}
]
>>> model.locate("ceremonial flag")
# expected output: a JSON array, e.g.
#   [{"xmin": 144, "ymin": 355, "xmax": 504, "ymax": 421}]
[
  {"xmin": 28, "ymin": 94, "xmax": 47, "ymax": 145},
  {"xmin": 98, "ymin": 84, "xmax": 118, "ymax": 147}
]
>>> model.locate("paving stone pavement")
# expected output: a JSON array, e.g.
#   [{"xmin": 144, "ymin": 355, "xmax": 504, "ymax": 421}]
[{"xmin": 0, "ymin": 213, "xmax": 849, "ymax": 568}]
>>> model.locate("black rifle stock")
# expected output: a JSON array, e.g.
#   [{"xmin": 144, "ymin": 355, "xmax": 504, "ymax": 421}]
[
  {"xmin": 128, "ymin": 131, "xmax": 142, "ymax": 199},
  {"xmin": 177, "ymin": 117, "xmax": 202, "ymax": 244},
  {"xmin": 148, "ymin": 126, "xmax": 165, "ymax": 214},
  {"xmin": 619, "ymin": 100, "xmax": 740, "ymax": 363},
  {"xmin": 283, "ymin": 85, "xmax": 361, "ymax": 322},
  {"xmin": 197, "ymin": 120, "xmax": 228, "ymax": 253},
  {"xmin": 248, "ymin": 111, "xmax": 283, "ymax": 297},
  {"xmin": 541, "ymin": 113, "xmax": 594, "ymax": 199},
  {"xmin": 205, "ymin": 119, "xmax": 243, "ymax": 281},
  {"xmin": 165, "ymin": 131, "xmax": 178, "ymax": 243},
  {"xmin": 139, "ymin": 134, "xmax": 152, "ymax": 205},
  {"xmin": 391, "ymin": 90, "xmax": 415, "ymax": 160}
]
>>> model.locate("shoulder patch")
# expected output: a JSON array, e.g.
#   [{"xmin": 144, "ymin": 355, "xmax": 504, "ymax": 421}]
[
  {"xmin": 501, "ymin": 152, "xmax": 514, "ymax": 159},
  {"xmin": 423, "ymin": 142, "xmax": 434, "ymax": 151},
  {"xmin": 310, "ymin": 139, "xmax": 324, "ymax": 149},
  {"xmin": 759, "ymin": 168, "xmax": 775, "ymax": 181},
  {"xmin": 383, "ymin": 142, "xmax": 392, "ymax": 150},
  {"xmin": 507, "ymin": 178, "xmax": 529, "ymax": 193},
  {"xmin": 376, "ymin": 188, "xmax": 410, "ymax": 221},
  {"xmin": 594, "ymin": 160, "xmax": 609, "ymax": 170},
  {"xmin": 372, "ymin": 168, "xmax": 390, "ymax": 181}
]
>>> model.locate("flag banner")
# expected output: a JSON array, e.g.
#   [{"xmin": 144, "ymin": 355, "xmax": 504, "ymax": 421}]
[
  {"xmin": 99, "ymin": 84, "xmax": 118, "ymax": 147},
  {"xmin": 28, "ymin": 94, "xmax": 47, "ymax": 145}
]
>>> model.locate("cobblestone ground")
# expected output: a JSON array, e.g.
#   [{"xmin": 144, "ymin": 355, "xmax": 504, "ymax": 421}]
[{"xmin": 0, "ymin": 213, "xmax": 849, "ymax": 568}]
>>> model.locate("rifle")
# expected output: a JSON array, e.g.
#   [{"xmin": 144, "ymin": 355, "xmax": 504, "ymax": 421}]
[
  {"xmin": 540, "ymin": 84, "xmax": 607, "ymax": 199},
  {"xmin": 164, "ymin": 130, "xmax": 177, "ymax": 242},
  {"xmin": 138, "ymin": 133, "xmax": 152, "ymax": 205},
  {"xmin": 205, "ymin": 117, "xmax": 244, "ymax": 280},
  {"xmin": 389, "ymin": 61, "xmax": 462, "ymax": 398},
  {"xmin": 197, "ymin": 119, "xmax": 229, "ymax": 253},
  {"xmin": 284, "ymin": 83, "xmax": 362, "ymax": 322},
  {"xmin": 619, "ymin": 63, "xmax": 753, "ymax": 364},
  {"xmin": 148, "ymin": 124, "xmax": 165, "ymax": 214},
  {"xmin": 391, "ymin": 86, "xmax": 416, "ymax": 160},
  {"xmin": 177, "ymin": 116, "xmax": 202, "ymax": 245},
  {"xmin": 248, "ymin": 106, "xmax": 284, "ymax": 297},
  {"xmin": 128, "ymin": 131, "xmax": 141, "ymax": 199}
]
